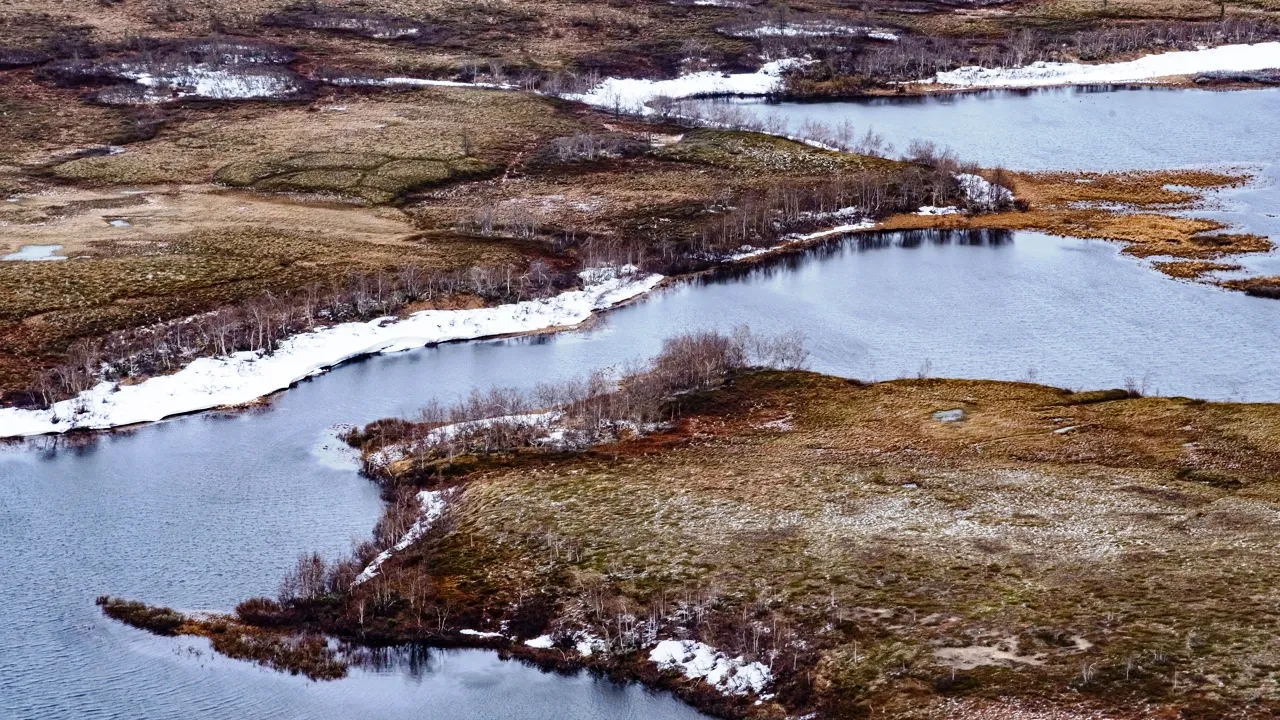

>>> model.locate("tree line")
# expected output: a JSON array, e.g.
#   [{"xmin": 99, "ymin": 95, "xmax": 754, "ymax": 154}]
[
  {"xmin": 26, "ymin": 261, "xmax": 576, "ymax": 408},
  {"xmin": 344, "ymin": 327, "xmax": 808, "ymax": 479}
]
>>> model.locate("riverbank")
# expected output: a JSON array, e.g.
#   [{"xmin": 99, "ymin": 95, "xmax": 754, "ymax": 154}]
[
  {"xmin": 8, "ymin": 160, "xmax": 1273, "ymax": 437},
  {"xmin": 104, "ymin": 367, "xmax": 1280, "ymax": 718},
  {"xmin": 0, "ymin": 269, "xmax": 663, "ymax": 437}
]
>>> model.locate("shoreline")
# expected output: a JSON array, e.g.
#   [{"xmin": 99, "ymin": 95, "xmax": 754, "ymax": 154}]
[
  {"xmin": 565, "ymin": 41, "xmax": 1280, "ymax": 111},
  {"xmin": 4, "ymin": 162, "xmax": 1269, "ymax": 440},
  {"xmin": 0, "ymin": 271, "xmax": 665, "ymax": 438},
  {"xmin": 99, "ymin": 371, "xmax": 1280, "ymax": 718}
]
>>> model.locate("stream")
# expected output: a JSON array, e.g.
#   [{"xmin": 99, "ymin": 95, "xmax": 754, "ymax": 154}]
[{"xmin": 3, "ymin": 87, "xmax": 1279, "ymax": 720}]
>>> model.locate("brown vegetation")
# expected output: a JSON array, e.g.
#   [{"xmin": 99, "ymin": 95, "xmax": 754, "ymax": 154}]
[
  {"xmin": 98, "ymin": 595, "xmax": 347, "ymax": 680},
  {"xmin": 0, "ymin": 72, "xmax": 958, "ymax": 405},
  {"xmin": 881, "ymin": 168, "xmax": 1274, "ymax": 281},
  {"xmin": 107, "ymin": 362, "xmax": 1280, "ymax": 718}
]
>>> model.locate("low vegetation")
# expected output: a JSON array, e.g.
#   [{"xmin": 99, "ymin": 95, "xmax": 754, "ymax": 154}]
[
  {"xmin": 102, "ymin": 329, "xmax": 1280, "ymax": 718},
  {"xmin": 97, "ymin": 596, "xmax": 347, "ymax": 680}
]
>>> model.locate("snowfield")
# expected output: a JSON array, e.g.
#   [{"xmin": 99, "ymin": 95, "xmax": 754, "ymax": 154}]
[
  {"xmin": 933, "ymin": 41, "xmax": 1280, "ymax": 88},
  {"xmin": 567, "ymin": 59, "xmax": 801, "ymax": 114},
  {"xmin": 649, "ymin": 639, "xmax": 773, "ymax": 695},
  {"xmin": 0, "ymin": 271, "xmax": 663, "ymax": 438}
]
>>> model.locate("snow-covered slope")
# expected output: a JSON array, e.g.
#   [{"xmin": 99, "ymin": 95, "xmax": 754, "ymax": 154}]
[
  {"xmin": 567, "ymin": 59, "xmax": 800, "ymax": 114},
  {"xmin": 933, "ymin": 41, "xmax": 1280, "ymax": 88},
  {"xmin": 0, "ymin": 272, "xmax": 663, "ymax": 438}
]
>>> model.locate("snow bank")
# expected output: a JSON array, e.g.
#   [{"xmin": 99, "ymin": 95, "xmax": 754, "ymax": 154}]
[
  {"xmin": 933, "ymin": 41, "xmax": 1280, "ymax": 88},
  {"xmin": 365, "ymin": 411, "xmax": 563, "ymax": 469},
  {"xmin": 650, "ymin": 639, "xmax": 772, "ymax": 695},
  {"xmin": 119, "ymin": 65, "xmax": 305, "ymax": 101},
  {"xmin": 727, "ymin": 24, "xmax": 878, "ymax": 39},
  {"xmin": 916, "ymin": 206, "xmax": 961, "ymax": 216},
  {"xmin": 725, "ymin": 218, "xmax": 876, "ymax": 260},
  {"xmin": 352, "ymin": 489, "xmax": 452, "ymax": 586},
  {"xmin": 324, "ymin": 74, "xmax": 511, "ymax": 91},
  {"xmin": 524, "ymin": 635, "xmax": 555, "ymax": 648},
  {"xmin": 0, "ymin": 271, "xmax": 663, "ymax": 438},
  {"xmin": 567, "ymin": 59, "xmax": 800, "ymax": 114}
]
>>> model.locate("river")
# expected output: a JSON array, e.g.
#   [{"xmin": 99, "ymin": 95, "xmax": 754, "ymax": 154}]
[{"xmin": 3, "ymin": 87, "xmax": 1279, "ymax": 720}]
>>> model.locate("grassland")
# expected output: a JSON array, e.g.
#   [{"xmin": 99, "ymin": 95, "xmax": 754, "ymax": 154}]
[{"xmin": 108, "ymin": 371, "xmax": 1280, "ymax": 718}]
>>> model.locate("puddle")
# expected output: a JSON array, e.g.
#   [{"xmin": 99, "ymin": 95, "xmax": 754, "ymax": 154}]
[
  {"xmin": 107, "ymin": 218, "xmax": 132, "ymax": 227},
  {"xmin": 3, "ymin": 244, "xmax": 66, "ymax": 261}
]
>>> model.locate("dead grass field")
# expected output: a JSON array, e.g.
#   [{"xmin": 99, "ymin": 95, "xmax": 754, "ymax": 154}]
[{"xmin": 306, "ymin": 371, "xmax": 1280, "ymax": 718}]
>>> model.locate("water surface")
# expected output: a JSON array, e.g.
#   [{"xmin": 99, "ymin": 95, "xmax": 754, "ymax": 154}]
[
  {"xmin": 2, "ymin": 244, "xmax": 65, "ymax": 261},
  {"xmin": 6, "ymin": 85, "xmax": 1280, "ymax": 719}
]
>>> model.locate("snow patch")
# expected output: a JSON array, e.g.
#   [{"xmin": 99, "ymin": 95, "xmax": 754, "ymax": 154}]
[
  {"xmin": 352, "ymin": 489, "xmax": 453, "ymax": 586},
  {"xmin": 0, "ymin": 271, "xmax": 663, "ymax": 438},
  {"xmin": 722, "ymin": 212, "xmax": 876, "ymax": 261},
  {"xmin": 649, "ymin": 639, "xmax": 772, "ymax": 695},
  {"xmin": 366, "ymin": 411, "xmax": 563, "ymax": 470},
  {"xmin": 118, "ymin": 65, "xmax": 305, "ymax": 101},
  {"xmin": 311, "ymin": 424, "xmax": 361, "ymax": 471},
  {"xmin": 916, "ymin": 205, "xmax": 961, "ymax": 216},
  {"xmin": 957, "ymin": 173, "xmax": 1014, "ymax": 211},
  {"xmin": 460, "ymin": 628, "xmax": 506, "ymax": 639},
  {"xmin": 932, "ymin": 41, "xmax": 1280, "ymax": 88},
  {"xmin": 727, "ymin": 23, "xmax": 880, "ymax": 39},
  {"xmin": 567, "ymin": 59, "xmax": 802, "ymax": 114},
  {"xmin": 324, "ymin": 74, "xmax": 512, "ymax": 91},
  {"xmin": 524, "ymin": 635, "xmax": 555, "ymax": 648}
]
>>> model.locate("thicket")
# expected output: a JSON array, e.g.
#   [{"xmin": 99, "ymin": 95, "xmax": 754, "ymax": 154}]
[
  {"xmin": 25, "ymin": 261, "xmax": 576, "ymax": 409},
  {"xmin": 779, "ymin": 17, "xmax": 1280, "ymax": 94},
  {"xmin": 345, "ymin": 327, "xmax": 808, "ymax": 474}
]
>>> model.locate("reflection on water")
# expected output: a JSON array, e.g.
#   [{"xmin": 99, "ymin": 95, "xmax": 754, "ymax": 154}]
[{"xmin": 704, "ymin": 228, "xmax": 1014, "ymax": 284}]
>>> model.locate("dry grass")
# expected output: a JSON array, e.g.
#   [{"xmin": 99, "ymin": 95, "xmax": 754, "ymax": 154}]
[
  {"xmin": 885, "ymin": 169, "xmax": 1274, "ymax": 274},
  {"xmin": 1151, "ymin": 259, "xmax": 1242, "ymax": 279},
  {"xmin": 319, "ymin": 372, "xmax": 1280, "ymax": 717},
  {"xmin": 1223, "ymin": 275, "xmax": 1280, "ymax": 297}
]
